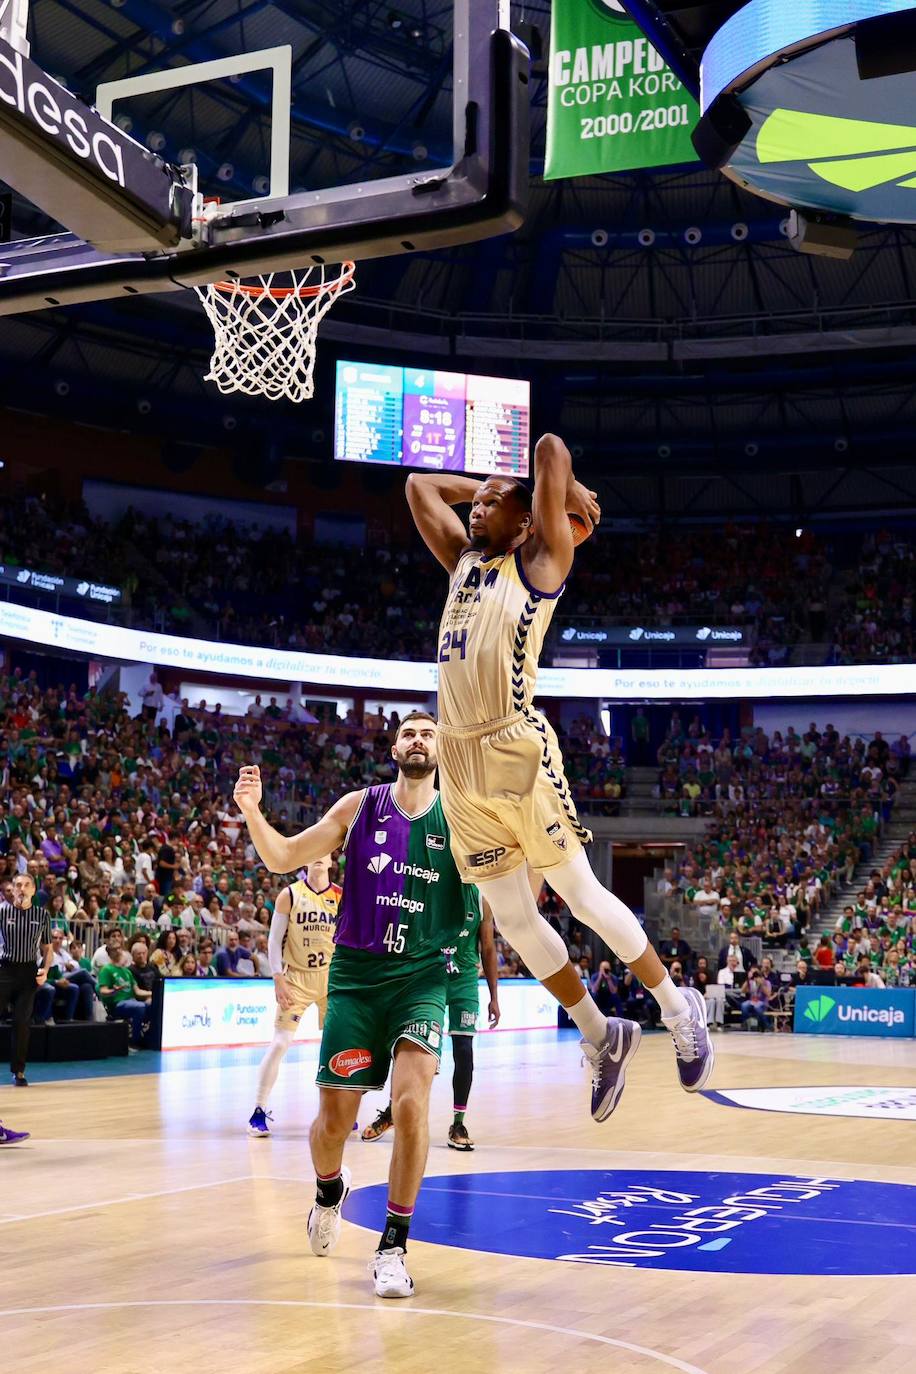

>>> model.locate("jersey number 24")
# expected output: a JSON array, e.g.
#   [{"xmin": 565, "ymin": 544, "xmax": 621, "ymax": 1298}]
[{"xmin": 438, "ymin": 629, "xmax": 467, "ymax": 662}]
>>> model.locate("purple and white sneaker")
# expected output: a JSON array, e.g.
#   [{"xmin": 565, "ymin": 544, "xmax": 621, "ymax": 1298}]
[
  {"xmin": 0, "ymin": 1121, "xmax": 30, "ymax": 1145},
  {"xmin": 581, "ymin": 1017, "xmax": 642, "ymax": 1122},
  {"xmin": 664, "ymin": 987, "xmax": 715, "ymax": 1092}
]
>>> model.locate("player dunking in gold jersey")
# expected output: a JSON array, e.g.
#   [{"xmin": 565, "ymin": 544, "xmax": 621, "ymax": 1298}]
[
  {"xmin": 406, "ymin": 434, "xmax": 713, "ymax": 1121},
  {"xmin": 248, "ymin": 855, "xmax": 340, "ymax": 1136}
]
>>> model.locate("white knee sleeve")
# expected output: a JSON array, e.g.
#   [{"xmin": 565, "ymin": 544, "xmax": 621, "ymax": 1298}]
[
  {"xmin": 479, "ymin": 867, "xmax": 570, "ymax": 980},
  {"xmin": 256, "ymin": 1028, "xmax": 294, "ymax": 1107},
  {"xmin": 548, "ymin": 851, "xmax": 649, "ymax": 965}
]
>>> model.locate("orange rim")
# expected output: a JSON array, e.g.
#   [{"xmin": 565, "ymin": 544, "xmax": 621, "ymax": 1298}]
[{"xmin": 211, "ymin": 261, "xmax": 356, "ymax": 298}]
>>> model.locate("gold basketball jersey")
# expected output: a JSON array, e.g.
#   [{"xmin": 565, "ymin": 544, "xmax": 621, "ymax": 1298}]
[
  {"xmin": 282, "ymin": 879, "xmax": 340, "ymax": 971},
  {"xmin": 437, "ymin": 547, "xmax": 563, "ymax": 727}
]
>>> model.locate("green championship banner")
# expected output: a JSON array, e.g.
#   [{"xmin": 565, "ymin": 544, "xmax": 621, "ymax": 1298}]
[{"xmin": 545, "ymin": 0, "xmax": 700, "ymax": 180}]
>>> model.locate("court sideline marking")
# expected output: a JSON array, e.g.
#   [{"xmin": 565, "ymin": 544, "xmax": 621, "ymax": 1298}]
[
  {"xmin": 0, "ymin": 1175, "xmax": 253, "ymax": 1225},
  {"xmin": 0, "ymin": 1300, "xmax": 713, "ymax": 1374}
]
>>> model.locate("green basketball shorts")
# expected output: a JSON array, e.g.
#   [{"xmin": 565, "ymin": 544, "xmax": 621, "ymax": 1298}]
[
  {"xmin": 447, "ymin": 967, "xmax": 481, "ymax": 1036},
  {"xmin": 316, "ymin": 952, "xmax": 448, "ymax": 1091}
]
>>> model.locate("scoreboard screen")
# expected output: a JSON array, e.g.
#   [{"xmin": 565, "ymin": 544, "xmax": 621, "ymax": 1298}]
[{"xmin": 334, "ymin": 360, "xmax": 530, "ymax": 477}]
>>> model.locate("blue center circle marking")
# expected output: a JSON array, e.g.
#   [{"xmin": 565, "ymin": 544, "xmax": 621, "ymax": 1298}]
[{"xmin": 347, "ymin": 1170, "xmax": 916, "ymax": 1275}]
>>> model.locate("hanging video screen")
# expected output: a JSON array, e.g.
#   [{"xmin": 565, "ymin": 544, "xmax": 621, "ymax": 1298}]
[{"xmin": 334, "ymin": 360, "xmax": 530, "ymax": 476}]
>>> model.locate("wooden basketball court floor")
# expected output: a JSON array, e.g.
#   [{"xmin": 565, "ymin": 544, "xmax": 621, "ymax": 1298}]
[{"xmin": 2, "ymin": 1027, "xmax": 915, "ymax": 1374}]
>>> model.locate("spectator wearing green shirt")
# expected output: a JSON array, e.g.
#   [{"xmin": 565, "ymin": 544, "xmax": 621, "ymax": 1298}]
[
  {"xmin": 97, "ymin": 962, "xmax": 152, "ymax": 1048},
  {"xmin": 67, "ymin": 937, "xmax": 92, "ymax": 972},
  {"xmin": 177, "ymin": 893, "xmax": 205, "ymax": 929},
  {"xmin": 835, "ymin": 904, "xmax": 856, "ymax": 933},
  {"xmin": 111, "ymin": 892, "xmax": 138, "ymax": 929}
]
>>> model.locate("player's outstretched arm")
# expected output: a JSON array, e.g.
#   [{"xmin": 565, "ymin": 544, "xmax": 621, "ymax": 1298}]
[
  {"xmin": 480, "ymin": 899, "xmax": 500, "ymax": 1027},
  {"xmin": 234, "ymin": 766, "xmax": 362, "ymax": 872},
  {"xmin": 525, "ymin": 433, "xmax": 601, "ymax": 591},
  {"xmin": 405, "ymin": 472, "xmax": 477, "ymax": 574}
]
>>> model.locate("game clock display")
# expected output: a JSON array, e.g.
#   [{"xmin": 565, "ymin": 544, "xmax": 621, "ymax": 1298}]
[{"xmin": 335, "ymin": 360, "xmax": 530, "ymax": 476}]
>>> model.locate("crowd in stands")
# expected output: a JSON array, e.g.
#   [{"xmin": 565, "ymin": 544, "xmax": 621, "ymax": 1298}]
[
  {"xmin": 2, "ymin": 489, "xmax": 912, "ymax": 665},
  {"xmin": 642, "ymin": 821, "xmax": 916, "ymax": 1031},
  {"xmin": 831, "ymin": 527, "xmax": 915, "ymax": 666},
  {"xmin": 1, "ymin": 664, "xmax": 911, "ymax": 1038},
  {"xmin": 0, "ymin": 668, "xmax": 613, "ymax": 1031},
  {"xmin": 0, "ymin": 661, "xmax": 581, "ymax": 1021},
  {"xmin": 137, "ymin": 515, "xmax": 833, "ymax": 662},
  {"xmin": 0, "ymin": 493, "xmax": 177, "ymax": 631},
  {"xmin": 507, "ymin": 716, "xmax": 913, "ymax": 1031},
  {"xmin": 0, "ymin": 491, "xmax": 441, "ymax": 654},
  {"xmin": 643, "ymin": 716, "xmax": 915, "ymax": 1028},
  {"xmin": 656, "ymin": 716, "xmax": 901, "ymax": 932},
  {"xmin": 559, "ymin": 715, "xmax": 627, "ymax": 815},
  {"xmin": 522, "ymin": 821, "xmax": 916, "ymax": 1033},
  {"xmin": 653, "ymin": 710, "xmax": 906, "ymax": 822},
  {"xmin": 0, "ymin": 665, "xmax": 371, "ymax": 1031},
  {"xmin": 569, "ymin": 524, "xmax": 830, "ymax": 666}
]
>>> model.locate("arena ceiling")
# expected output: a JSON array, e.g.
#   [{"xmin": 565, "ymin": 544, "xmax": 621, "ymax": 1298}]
[{"xmin": 3, "ymin": 0, "xmax": 916, "ymax": 513}]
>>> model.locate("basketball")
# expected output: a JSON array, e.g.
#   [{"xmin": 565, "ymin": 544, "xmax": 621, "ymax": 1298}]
[{"xmin": 568, "ymin": 512, "xmax": 593, "ymax": 546}]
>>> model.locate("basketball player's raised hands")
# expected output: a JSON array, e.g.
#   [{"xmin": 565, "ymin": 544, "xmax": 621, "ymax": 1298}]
[
  {"xmin": 234, "ymin": 765, "xmax": 263, "ymax": 814},
  {"xmin": 567, "ymin": 479, "xmax": 601, "ymax": 532}
]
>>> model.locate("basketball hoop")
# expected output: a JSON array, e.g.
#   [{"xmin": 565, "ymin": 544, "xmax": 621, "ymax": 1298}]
[{"xmin": 195, "ymin": 262, "xmax": 356, "ymax": 403}]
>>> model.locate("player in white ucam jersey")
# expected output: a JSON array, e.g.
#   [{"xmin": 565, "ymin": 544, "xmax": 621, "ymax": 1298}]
[
  {"xmin": 247, "ymin": 856, "xmax": 340, "ymax": 1138},
  {"xmin": 406, "ymin": 433, "xmax": 713, "ymax": 1122}
]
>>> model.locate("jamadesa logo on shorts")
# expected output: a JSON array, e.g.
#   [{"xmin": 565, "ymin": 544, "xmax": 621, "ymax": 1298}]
[{"xmin": 329, "ymin": 1048, "xmax": 372, "ymax": 1077}]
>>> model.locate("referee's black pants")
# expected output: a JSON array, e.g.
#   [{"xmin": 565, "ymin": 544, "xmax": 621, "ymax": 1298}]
[{"xmin": 0, "ymin": 959, "xmax": 38, "ymax": 1075}]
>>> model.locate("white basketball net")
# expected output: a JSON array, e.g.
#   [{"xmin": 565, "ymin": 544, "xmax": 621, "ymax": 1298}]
[{"xmin": 195, "ymin": 262, "xmax": 356, "ymax": 404}]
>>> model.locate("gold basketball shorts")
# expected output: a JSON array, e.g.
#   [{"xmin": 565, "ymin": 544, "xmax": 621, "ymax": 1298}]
[
  {"xmin": 276, "ymin": 965, "xmax": 329, "ymax": 1033},
  {"xmin": 437, "ymin": 708, "xmax": 593, "ymax": 883}
]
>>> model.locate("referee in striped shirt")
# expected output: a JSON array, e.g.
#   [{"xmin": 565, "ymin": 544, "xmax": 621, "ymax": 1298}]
[{"xmin": 0, "ymin": 874, "xmax": 52, "ymax": 1086}]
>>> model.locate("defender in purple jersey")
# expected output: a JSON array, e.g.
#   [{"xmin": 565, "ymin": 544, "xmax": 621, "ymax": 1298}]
[{"xmin": 234, "ymin": 712, "xmax": 472, "ymax": 1301}]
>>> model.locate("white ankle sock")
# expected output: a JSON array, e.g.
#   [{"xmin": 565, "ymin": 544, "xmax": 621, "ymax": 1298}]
[
  {"xmin": 650, "ymin": 975, "xmax": 690, "ymax": 1021},
  {"xmin": 566, "ymin": 990, "xmax": 611, "ymax": 1048}
]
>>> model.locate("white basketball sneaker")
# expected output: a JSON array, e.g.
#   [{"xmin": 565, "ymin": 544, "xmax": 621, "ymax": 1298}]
[
  {"xmin": 369, "ymin": 1247, "xmax": 415, "ymax": 1298},
  {"xmin": 307, "ymin": 1165, "xmax": 351, "ymax": 1257}
]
